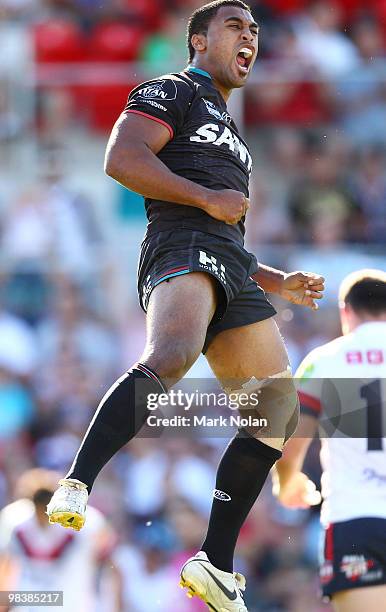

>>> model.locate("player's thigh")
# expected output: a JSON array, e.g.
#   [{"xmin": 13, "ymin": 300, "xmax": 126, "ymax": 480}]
[
  {"xmin": 206, "ymin": 318, "xmax": 294, "ymax": 450},
  {"xmin": 141, "ymin": 271, "xmax": 217, "ymax": 375},
  {"xmin": 205, "ymin": 317, "xmax": 289, "ymax": 381},
  {"xmin": 332, "ymin": 585, "xmax": 386, "ymax": 612}
]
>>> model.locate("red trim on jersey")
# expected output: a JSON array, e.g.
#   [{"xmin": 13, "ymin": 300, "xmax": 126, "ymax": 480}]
[
  {"xmin": 15, "ymin": 527, "xmax": 74, "ymax": 560},
  {"xmin": 298, "ymin": 391, "xmax": 321, "ymax": 414},
  {"xmin": 325, "ymin": 524, "xmax": 334, "ymax": 561},
  {"xmin": 125, "ymin": 110, "xmax": 174, "ymax": 139}
]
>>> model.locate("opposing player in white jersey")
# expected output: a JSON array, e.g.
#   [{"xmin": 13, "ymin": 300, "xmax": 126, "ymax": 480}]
[
  {"xmin": 0, "ymin": 469, "xmax": 121, "ymax": 612},
  {"xmin": 274, "ymin": 269, "xmax": 386, "ymax": 612}
]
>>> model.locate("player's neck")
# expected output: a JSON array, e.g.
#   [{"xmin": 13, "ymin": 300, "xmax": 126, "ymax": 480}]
[
  {"xmin": 212, "ymin": 79, "xmax": 231, "ymax": 103},
  {"xmin": 345, "ymin": 315, "xmax": 386, "ymax": 333},
  {"xmin": 188, "ymin": 61, "xmax": 232, "ymax": 102},
  {"xmin": 358, "ymin": 315, "xmax": 386, "ymax": 326}
]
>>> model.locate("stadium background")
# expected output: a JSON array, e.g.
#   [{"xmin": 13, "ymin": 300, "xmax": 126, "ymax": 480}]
[{"xmin": 1, "ymin": 0, "xmax": 386, "ymax": 609}]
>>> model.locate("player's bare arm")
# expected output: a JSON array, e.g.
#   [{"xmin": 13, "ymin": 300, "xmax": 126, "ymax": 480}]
[
  {"xmin": 104, "ymin": 112, "xmax": 248, "ymax": 225},
  {"xmin": 253, "ymin": 264, "xmax": 325, "ymax": 310}
]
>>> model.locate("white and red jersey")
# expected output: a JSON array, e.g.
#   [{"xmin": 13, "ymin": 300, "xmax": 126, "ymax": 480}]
[
  {"xmin": 0, "ymin": 499, "xmax": 114, "ymax": 612},
  {"xmin": 296, "ymin": 322, "xmax": 386, "ymax": 526}
]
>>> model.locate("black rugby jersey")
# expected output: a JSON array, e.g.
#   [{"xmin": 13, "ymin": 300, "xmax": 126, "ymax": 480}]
[{"xmin": 123, "ymin": 67, "xmax": 252, "ymax": 245}]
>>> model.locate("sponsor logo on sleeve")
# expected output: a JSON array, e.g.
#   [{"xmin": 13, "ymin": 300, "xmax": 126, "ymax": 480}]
[
  {"xmin": 136, "ymin": 80, "xmax": 177, "ymax": 101},
  {"xmin": 143, "ymin": 100, "xmax": 167, "ymax": 112}
]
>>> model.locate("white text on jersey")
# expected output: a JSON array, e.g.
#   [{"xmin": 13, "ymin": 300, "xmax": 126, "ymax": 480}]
[{"xmin": 190, "ymin": 123, "xmax": 252, "ymax": 171}]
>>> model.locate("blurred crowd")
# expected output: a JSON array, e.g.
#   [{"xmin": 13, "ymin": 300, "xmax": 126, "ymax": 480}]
[{"xmin": 0, "ymin": 0, "xmax": 385, "ymax": 610}]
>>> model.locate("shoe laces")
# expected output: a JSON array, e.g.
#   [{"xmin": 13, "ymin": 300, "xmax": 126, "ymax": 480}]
[{"xmin": 58, "ymin": 479, "xmax": 88, "ymax": 491}]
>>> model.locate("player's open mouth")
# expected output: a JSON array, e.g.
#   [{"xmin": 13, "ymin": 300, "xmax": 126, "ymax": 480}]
[{"xmin": 236, "ymin": 47, "xmax": 253, "ymax": 75}]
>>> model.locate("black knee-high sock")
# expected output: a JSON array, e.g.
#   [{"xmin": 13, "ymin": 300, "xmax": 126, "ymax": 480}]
[
  {"xmin": 65, "ymin": 363, "xmax": 166, "ymax": 492},
  {"xmin": 201, "ymin": 432, "xmax": 282, "ymax": 573}
]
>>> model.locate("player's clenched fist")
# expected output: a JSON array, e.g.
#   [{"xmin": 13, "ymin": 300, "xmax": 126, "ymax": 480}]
[{"xmin": 203, "ymin": 189, "xmax": 249, "ymax": 225}]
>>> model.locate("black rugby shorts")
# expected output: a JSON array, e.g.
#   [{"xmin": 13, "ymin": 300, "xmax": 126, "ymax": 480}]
[{"xmin": 137, "ymin": 229, "xmax": 276, "ymax": 353}]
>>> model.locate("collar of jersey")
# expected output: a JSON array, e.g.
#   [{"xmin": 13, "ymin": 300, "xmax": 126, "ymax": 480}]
[
  {"xmin": 355, "ymin": 321, "xmax": 386, "ymax": 333},
  {"xmin": 187, "ymin": 66, "xmax": 212, "ymax": 80}
]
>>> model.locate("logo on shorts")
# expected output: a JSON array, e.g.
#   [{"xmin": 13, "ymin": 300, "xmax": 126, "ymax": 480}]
[
  {"xmin": 142, "ymin": 274, "xmax": 153, "ymax": 308},
  {"xmin": 199, "ymin": 251, "xmax": 226, "ymax": 284},
  {"xmin": 214, "ymin": 489, "xmax": 231, "ymax": 501},
  {"xmin": 340, "ymin": 555, "xmax": 375, "ymax": 581},
  {"xmin": 136, "ymin": 80, "xmax": 177, "ymax": 101},
  {"xmin": 320, "ymin": 561, "xmax": 334, "ymax": 584}
]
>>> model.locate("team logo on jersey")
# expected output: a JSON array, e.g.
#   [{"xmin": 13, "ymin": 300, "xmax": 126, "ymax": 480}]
[
  {"xmin": 198, "ymin": 251, "xmax": 226, "ymax": 284},
  {"xmin": 202, "ymin": 98, "xmax": 232, "ymax": 123},
  {"xmin": 190, "ymin": 123, "xmax": 252, "ymax": 172},
  {"xmin": 136, "ymin": 80, "xmax": 177, "ymax": 101}
]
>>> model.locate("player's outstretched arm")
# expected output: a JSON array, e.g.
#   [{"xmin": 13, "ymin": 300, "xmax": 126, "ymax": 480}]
[
  {"xmin": 273, "ymin": 414, "xmax": 321, "ymax": 509},
  {"xmin": 104, "ymin": 113, "xmax": 248, "ymax": 225},
  {"xmin": 252, "ymin": 265, "xmax": 325, "ymax": 310}
]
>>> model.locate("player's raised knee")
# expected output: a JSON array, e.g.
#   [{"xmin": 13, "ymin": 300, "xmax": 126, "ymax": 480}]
[
  {"xmin": 143, "ymin": 340, "xmax": 201, "ymax": 382},
  {"xmin": 263, "ymin": 372, "xmax": 299, "ymax": 442},
  {"xmin": 229, "ymin": 370, "xmax": 299, "ymax": 450},
  {"xmin": 283, "ymin": 384, "xmax": 300, "ymax": 442}
]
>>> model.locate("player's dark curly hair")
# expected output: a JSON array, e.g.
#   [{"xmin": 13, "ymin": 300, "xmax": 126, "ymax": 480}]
[
  {"xmin": 339, "ymin": 270, "xmax": 386, "ymax": 315},
  {"xmin": 187, "ymin": 0, "xmax": 251, "ymax": 62}
]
